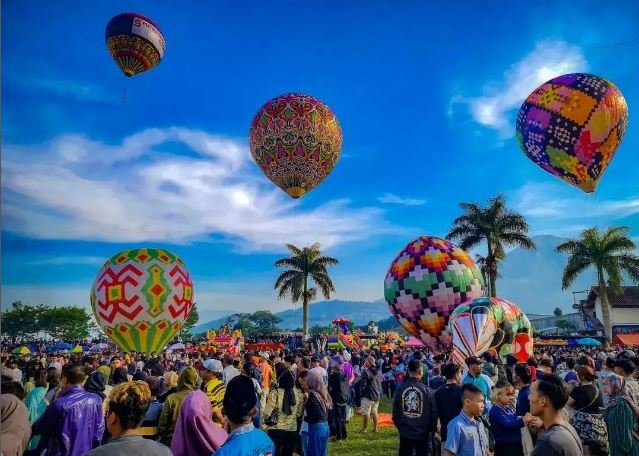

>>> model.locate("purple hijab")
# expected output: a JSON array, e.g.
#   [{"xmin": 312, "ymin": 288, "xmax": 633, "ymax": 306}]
[{"xmin": 170, "ymin": 390, "xmax": 227, "ymax": 456}]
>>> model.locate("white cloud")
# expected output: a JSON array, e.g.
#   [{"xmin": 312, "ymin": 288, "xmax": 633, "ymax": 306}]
[
  {"xmin": 458, "ymin": 41, "xmax": 587, "ymax": 135},
  {"xmin": 510, "ymin": 181, "xmax": 639, "ymax": 235},
  {"xmin": 377, "ymin": 193, "xmax": 426, "ymax": 206},
  {"xmin": 1, "ymin": 128, "xmax": 393, "ymax": 252}
]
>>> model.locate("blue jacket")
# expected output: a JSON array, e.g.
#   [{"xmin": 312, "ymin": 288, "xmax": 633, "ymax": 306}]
[
  {"xmin": 489, "ymin": 404, "xmax": 524, "ymax": 444},
  {"xmin": 33, "ymin": 385, "xmax": 104, "ymax": 456}
]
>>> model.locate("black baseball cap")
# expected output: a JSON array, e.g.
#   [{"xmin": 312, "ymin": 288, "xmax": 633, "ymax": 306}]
[{"xmin": 466, "ymin": 356, "xmax": 483, "ymax": 366}]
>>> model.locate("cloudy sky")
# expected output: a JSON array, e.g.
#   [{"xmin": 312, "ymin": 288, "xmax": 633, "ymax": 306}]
[{"xmin": 2, "ymin": 1, "xmax": 639, "ymax": 321}]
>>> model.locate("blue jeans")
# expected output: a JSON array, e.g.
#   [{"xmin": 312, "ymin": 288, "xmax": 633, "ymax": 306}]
[
  {"xmin": 307, "ymin": 422, "xmax": 329, "ymax": 456},
  {"xmin": 301, "ymin": 431, "xmax": 309, "ymax": 456}
]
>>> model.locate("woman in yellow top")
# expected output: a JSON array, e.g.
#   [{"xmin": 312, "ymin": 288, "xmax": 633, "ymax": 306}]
[{"xmin": 262, "ymin": 365, "xmax": 304, "ymax": 456}]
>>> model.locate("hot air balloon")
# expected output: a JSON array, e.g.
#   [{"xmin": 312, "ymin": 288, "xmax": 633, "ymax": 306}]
[
  {"xmin": 516, "ymin": 73, "xmax": 628, "ymax": 193},
  {"xmin": 105, "ymin": 13, "xmax": 166, "ymax": 77},
  {"xmin": 449, "ymin": 296, "xmax": 533, "ymax": 366},
  {"xmin": 384, "ymin": 236, "xmax": 485, "ymax": 348},
  {"xmin": 90, "ymin": 248, "xmax": 193, "ymax": 353},
  {"xmin": 249, "ymin": 93, "xmax": 342, "ymax": 199}
]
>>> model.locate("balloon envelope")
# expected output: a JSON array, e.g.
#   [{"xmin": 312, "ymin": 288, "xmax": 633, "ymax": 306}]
[
  {"xmin": 90, "ymin": 248, "xmax": 193, "ymax": 353},
  {"xmin": 516, "ymin": 73, "xmax": 628, "ymax": 193},
  {"xmin": 105, "ymin": 12, "xmax": 166, "ymax": 77},
  {"xmin": 449, "ymin": 296, "xmax": 533, "ymax": 365},
  {"xmin": 384, "ymin": 236, "xmax": 485, "ymax": 348},
  {"xmin": 249, "ymin": 93, "xmax": 342, "ymax": 198}
]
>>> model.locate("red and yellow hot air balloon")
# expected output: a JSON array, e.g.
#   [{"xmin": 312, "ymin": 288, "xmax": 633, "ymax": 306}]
[
  {"xmin": 105, "ymin": 12, "xmax": 166, "ymax": 77},
  {"xmin": 249, "ymin": 93, "xmax": 343, "ymax": 199}
]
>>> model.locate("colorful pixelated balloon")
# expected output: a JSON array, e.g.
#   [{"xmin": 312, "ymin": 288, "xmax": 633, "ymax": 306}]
[
  {"xmin": 105, "ymin": 13, "xmax": 166, "ymax": 77},
  {"xmin": 249, "ymin": 93, "xmax": 343, "ymax": 199},
  {"xmin": 90, "ymin": 248, "xmax": 193, "ymax": 353},
  {"xmin": 516, "ymin": 73, "xmax": 628, "ymax": 193},
  {"xmin": 449, "ymin": 296, "xmax": 533, "ymax": 366},
  {"xmin": 384, "ymin": 236, "xmax": 485, "ymax": 348}
]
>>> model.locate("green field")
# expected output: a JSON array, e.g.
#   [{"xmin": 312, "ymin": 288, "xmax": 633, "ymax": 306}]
[{"xmin": 327, "ymin": 397, "xmax": 398, "ymax": 456}]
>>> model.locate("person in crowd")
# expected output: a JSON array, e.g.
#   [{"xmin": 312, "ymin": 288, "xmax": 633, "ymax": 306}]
[
  {"xmin": 504, "ymin": 355, "xmax": 517, "ymax": 384},
  {"xmin": 309, "ymin": 356, "xmax": 329, "ymax": 386},
  {"xmin": 23, "ymin": 367, "xmax": 48, "ymax": 451},
  {"xmin": 603, "ymin": 373, "xmax": 639, "ymax": 456},
  {"xmin": 615, "ymin": 358, "xmax": 639, "ymax": 404},
  {"xmin": 3, "ymin": 358, "xmax": 23, "ymax": 383},
  {"xmin": 342, "ymin": 351, "xmax": 354, "ymax": 384},
  {"xmin": 1, "ymin": 393, "xmax": 31, "ymax": 456},
  {"xmin": 171, "ymin": 390, "xmax": 227, "ymax": 456},
  {"xmin": 200, "ymin": 359, "xmax": 227, "ymax": 426},
  {"xmin": 462, "ymin": 356, "xmax": 494, "ymax": 412},
  {"xmin": 529, "ymin": 374, "xmax": 583, "ymax": 456},
  {"xmin": 481, "ymin": 352, "xmax": 498, "ymax": 384},
  {"xmin": 158, "ymin": 366, "xmax": 198, "ymax": 445},
  {"xmin": 44, "ymin": 365, "xmax": 62, "ymax": 399},
  {"xmin": 382, "ymin": 356, "xmax": 395, "ymax": 398},
  {"xmin": 435, "ymin": 363, "xmax": 463, "ymax": 443},
  {"xmin": 85, "ymin": 371, "xmax": 108, "ymax": 412},
  {"xmin": 328, "ymin": 360, "xmax": 350, "ymax": 442},
  {"xmin": 139, "ymin": 376, "xmax": 164, "ymax": 439},
  {"xmin": 566, "ymin": 365, "xmax": 607, "ymax": 449},
  {"xmin": 429, "ymin": 366, "xmax": 446, "ymax": 390},
  {"xmin": 112, "ymin": 366, "xmax": 129, "ymax": 386},
  {"xmin": 263, "ymin": 365, "xmax": 305, "ymax": 455},
  {"xmin": 539, "ymin": 359, "xmax": 554, "ymax": 375},
  {"xmin": 360, "ymin": 355, "xmax": 382, "ymax": 433},
  {"xmin": 514, "ymin": 363, "xmax": 532, "ymax": 416},
  {"xmin": 85, "ymin": 381, "xmax": 172, "ymax": 455},
  {"xmin": 241, "ymin": 360, "xmax": 263, "ymax": 428},
  {"xmin": 489, "ymin": 380, "xmax": 536, "ymax": 456},
  {"xmin": 32, "ymin": 363, "xmax": 104, "ymax": 456},
  {"xmin": 222, "ymin": 354, "xmax": 240, "ymax": 385},
  {"xmin": 392, "ymin": 359, "xmax": 437, "ymax": 456},
  {"xmin": 560, "ymin": 357, "xmax": 578, "ymax": 383},
  {"xmin": 215, "ymin": 375, "xmax": 274, "ymax": 455},
  {"xmin": 443, "ymin": 383, "xmax": 489, "ymax": 456},
  {"xmin": 305, "ymin": 369, "xmax": 331, "ymax": 456}
]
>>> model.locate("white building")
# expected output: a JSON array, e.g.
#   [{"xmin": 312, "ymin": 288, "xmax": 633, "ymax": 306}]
[{"xmin": 581, "ymin": 286, "xmax": 639, "ymax": 336}]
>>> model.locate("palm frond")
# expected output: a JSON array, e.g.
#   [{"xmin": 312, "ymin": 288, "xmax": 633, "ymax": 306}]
[
  {"xmin": 285, "ymin": 244, "xmax": 304, "ymax": 256},
  {"xmin": 618, "ymin": 254, "xmax": 639, "ymax": 283},
  {"xmin": 274, "ymin": 270, "xmax": 302, "ymax": 290},
  {"xmin": 561, "ymin": 256, "xmax": 592, "ymax": 290},
  {"xmin": 274, "ymin": 256, "xmax": 305, "ymax": 270}
]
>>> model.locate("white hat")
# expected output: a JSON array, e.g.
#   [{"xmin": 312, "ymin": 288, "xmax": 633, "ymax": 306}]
[
  {"xmin": 203, "ymin": 359, "xmax": 223, "ymax": 373},
  {"xmin": 342, "ymin": 351, "xmax": 352, "ymax": 362},
  {"xmin": 260, "ymin": 352, "xmax": 270, "ymax": 360}
]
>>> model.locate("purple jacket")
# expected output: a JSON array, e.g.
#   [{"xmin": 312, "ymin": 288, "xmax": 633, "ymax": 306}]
[{"xmin": 33, "ymin": 385, "xmax": 104, "ymax": 456}]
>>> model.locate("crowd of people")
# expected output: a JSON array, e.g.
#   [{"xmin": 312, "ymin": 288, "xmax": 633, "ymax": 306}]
[{"xmin": 2, "ymin": 341, "xmax": 639, "ymax": 456}]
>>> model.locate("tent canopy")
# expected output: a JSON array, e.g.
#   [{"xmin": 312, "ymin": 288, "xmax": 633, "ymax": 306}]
[
  {"xmin": 613, "ymin": 334, "xmax": 639, "ymax": 346},
  {"xmin": 405, "ymin": 336, "xmax": 425, "ymax": 348}
]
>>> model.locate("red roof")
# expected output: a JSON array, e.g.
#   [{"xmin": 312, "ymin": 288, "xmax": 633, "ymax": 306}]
[{"xmin": 613, "ymin": 334, "xmax": 639, "ymax": 346}]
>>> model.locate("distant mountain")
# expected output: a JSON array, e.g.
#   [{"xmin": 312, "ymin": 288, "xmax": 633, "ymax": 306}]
[
  {"xmin": 194, "ymin": 299, "xmax": 390, "ymax": 333},
  {"xmin": 497, "ymin": 235, "xmax": 595, "ymax": 315}
]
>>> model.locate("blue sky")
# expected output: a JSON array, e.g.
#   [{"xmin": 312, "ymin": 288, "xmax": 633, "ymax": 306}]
[{"xmin": 2, "ymin": 1, "xmax": 639, "ymax": 321}]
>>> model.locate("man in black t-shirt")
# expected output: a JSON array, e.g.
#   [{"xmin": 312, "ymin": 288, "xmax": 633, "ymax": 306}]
[
  {"xmin": 530, "ymin": 374, "xmax": 582, "ymax": 456},
  {"xmin": 434, "ymin": 363, "xmax": 463, "ymax": 441}
]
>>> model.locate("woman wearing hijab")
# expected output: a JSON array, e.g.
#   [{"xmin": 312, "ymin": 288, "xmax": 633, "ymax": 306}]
[
  {"xmin": 305, "ymin": 369, "xmax": 332, "ymax": 456},
  {"xmin": 158, "ymin": 371, "xmax": 179, "ymax": 403},
  {"xmin": 263, "ymin": 366, "xmax": 304, "ymax": 456},
  {"xmin": 85, "ymin": 371, "xmax": 108, "ymax": 412},
  {"xmin": 1, "ymin": 394, "xmax": 31, "ymax": 456},
  {"xmin": 44, "ymin": 367, "xmax": 61, "ymax": 404},
  {"xmin": 170, "ymin": 390, "xmax": 227, "ymax": 456},
  {"xmin": 96, "ymin": 365, "xmax": 112, "ymax": 398},
  {"xmin": 603, "ymin": 373, "xmax": 639, "ymax": 456},
  {"xmin": 23, "ymin": 368, "xmax": 48, "ymax": 452}
]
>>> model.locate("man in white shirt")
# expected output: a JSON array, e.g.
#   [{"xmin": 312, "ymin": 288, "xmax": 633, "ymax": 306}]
[
  {"xmin": 309, "ymin": 356, "xmax": 329, "ymax": 385},
  {"xmin": 222, "ymin": 354, "xmax": 240, "ymax": 385}
]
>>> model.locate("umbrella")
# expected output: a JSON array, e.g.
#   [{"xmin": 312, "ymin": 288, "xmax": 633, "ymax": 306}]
[
  {"xmin": 168, "ymin": 343, "xmax": 185, "ymax": 350},
  {"xmin": 53, "ymin": 342, "xmax": 73, "ymax": 351},
  {"xmin": 71, "ymin": 345, "xmax": 83, "ymax": 353},
  {"xmin": 12, "ymin": 346, "xmax": 31, "ymax": 355},
  {"xmin": 576, "ymin": 338, "xmax": 602, "ymax": 346},
  {"xmin": 89, "ymin": 343, "xmax": 109, "ymax": 351}
]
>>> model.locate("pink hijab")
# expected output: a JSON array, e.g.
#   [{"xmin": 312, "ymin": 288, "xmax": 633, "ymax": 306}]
[{"xmin": 170, "ymin": 390, "xmax": 227, "ymax": 456}]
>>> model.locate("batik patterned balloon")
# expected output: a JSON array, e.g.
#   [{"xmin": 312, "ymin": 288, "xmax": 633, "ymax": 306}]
[
  {"xmin": 249, "ymin": 93, "xmax": 342, "ymax": 198},
  {"xmin": 384, "ymin": 236, "xmax": 485, "ymax": 348},
  {"xmin": 105, "ymin": 13, "xmax": 166, "ymax": 77},
  {"xmin": 90, "ymin": 248, "xmax": 193, "ymax": 353},
  {"xmin": 449, "ymin": 296, "xmax": 533, "ymax": 366},
  {"xmin": 516, "ymin": 73, "xmax": 628, "ymax": 193}
]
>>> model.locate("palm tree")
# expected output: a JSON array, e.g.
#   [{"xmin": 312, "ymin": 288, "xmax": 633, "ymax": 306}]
[
  {"xmin": 474, "ymin": 253, "xmax": 503, "ymax": 297},
  {"xmin": 274, "ymin": 243, "xmax": 339, "ymax": 338},
  {"xmin": 447, "ymin": 194, "xmax": 535, "ymax": 297},
  {"xmin": 556, "ymin": 227, "xmax": 639, "ymax": 340}
]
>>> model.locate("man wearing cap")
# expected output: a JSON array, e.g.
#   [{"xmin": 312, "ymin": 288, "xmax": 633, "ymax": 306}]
[
  {"xmin": 201, "ymin": 358, "xmax": 226, "ymax": 426},
  {"xmin": 462, "ymin": 356, "xmax": 494, "ymax": 412},
  {"xmin": 215, "ymin": 376, "xmax": 275, "ymax": 456}
]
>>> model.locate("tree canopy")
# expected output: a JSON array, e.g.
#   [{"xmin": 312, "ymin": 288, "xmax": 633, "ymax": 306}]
[{"xmin": 1, "ymin": 301, "xmax": 96, "ymax": 340}]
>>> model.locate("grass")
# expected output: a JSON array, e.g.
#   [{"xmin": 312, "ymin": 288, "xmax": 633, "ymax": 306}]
[{"xmin": 327, "ymin": 396, "xmax": 398, "ymax": 456}]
